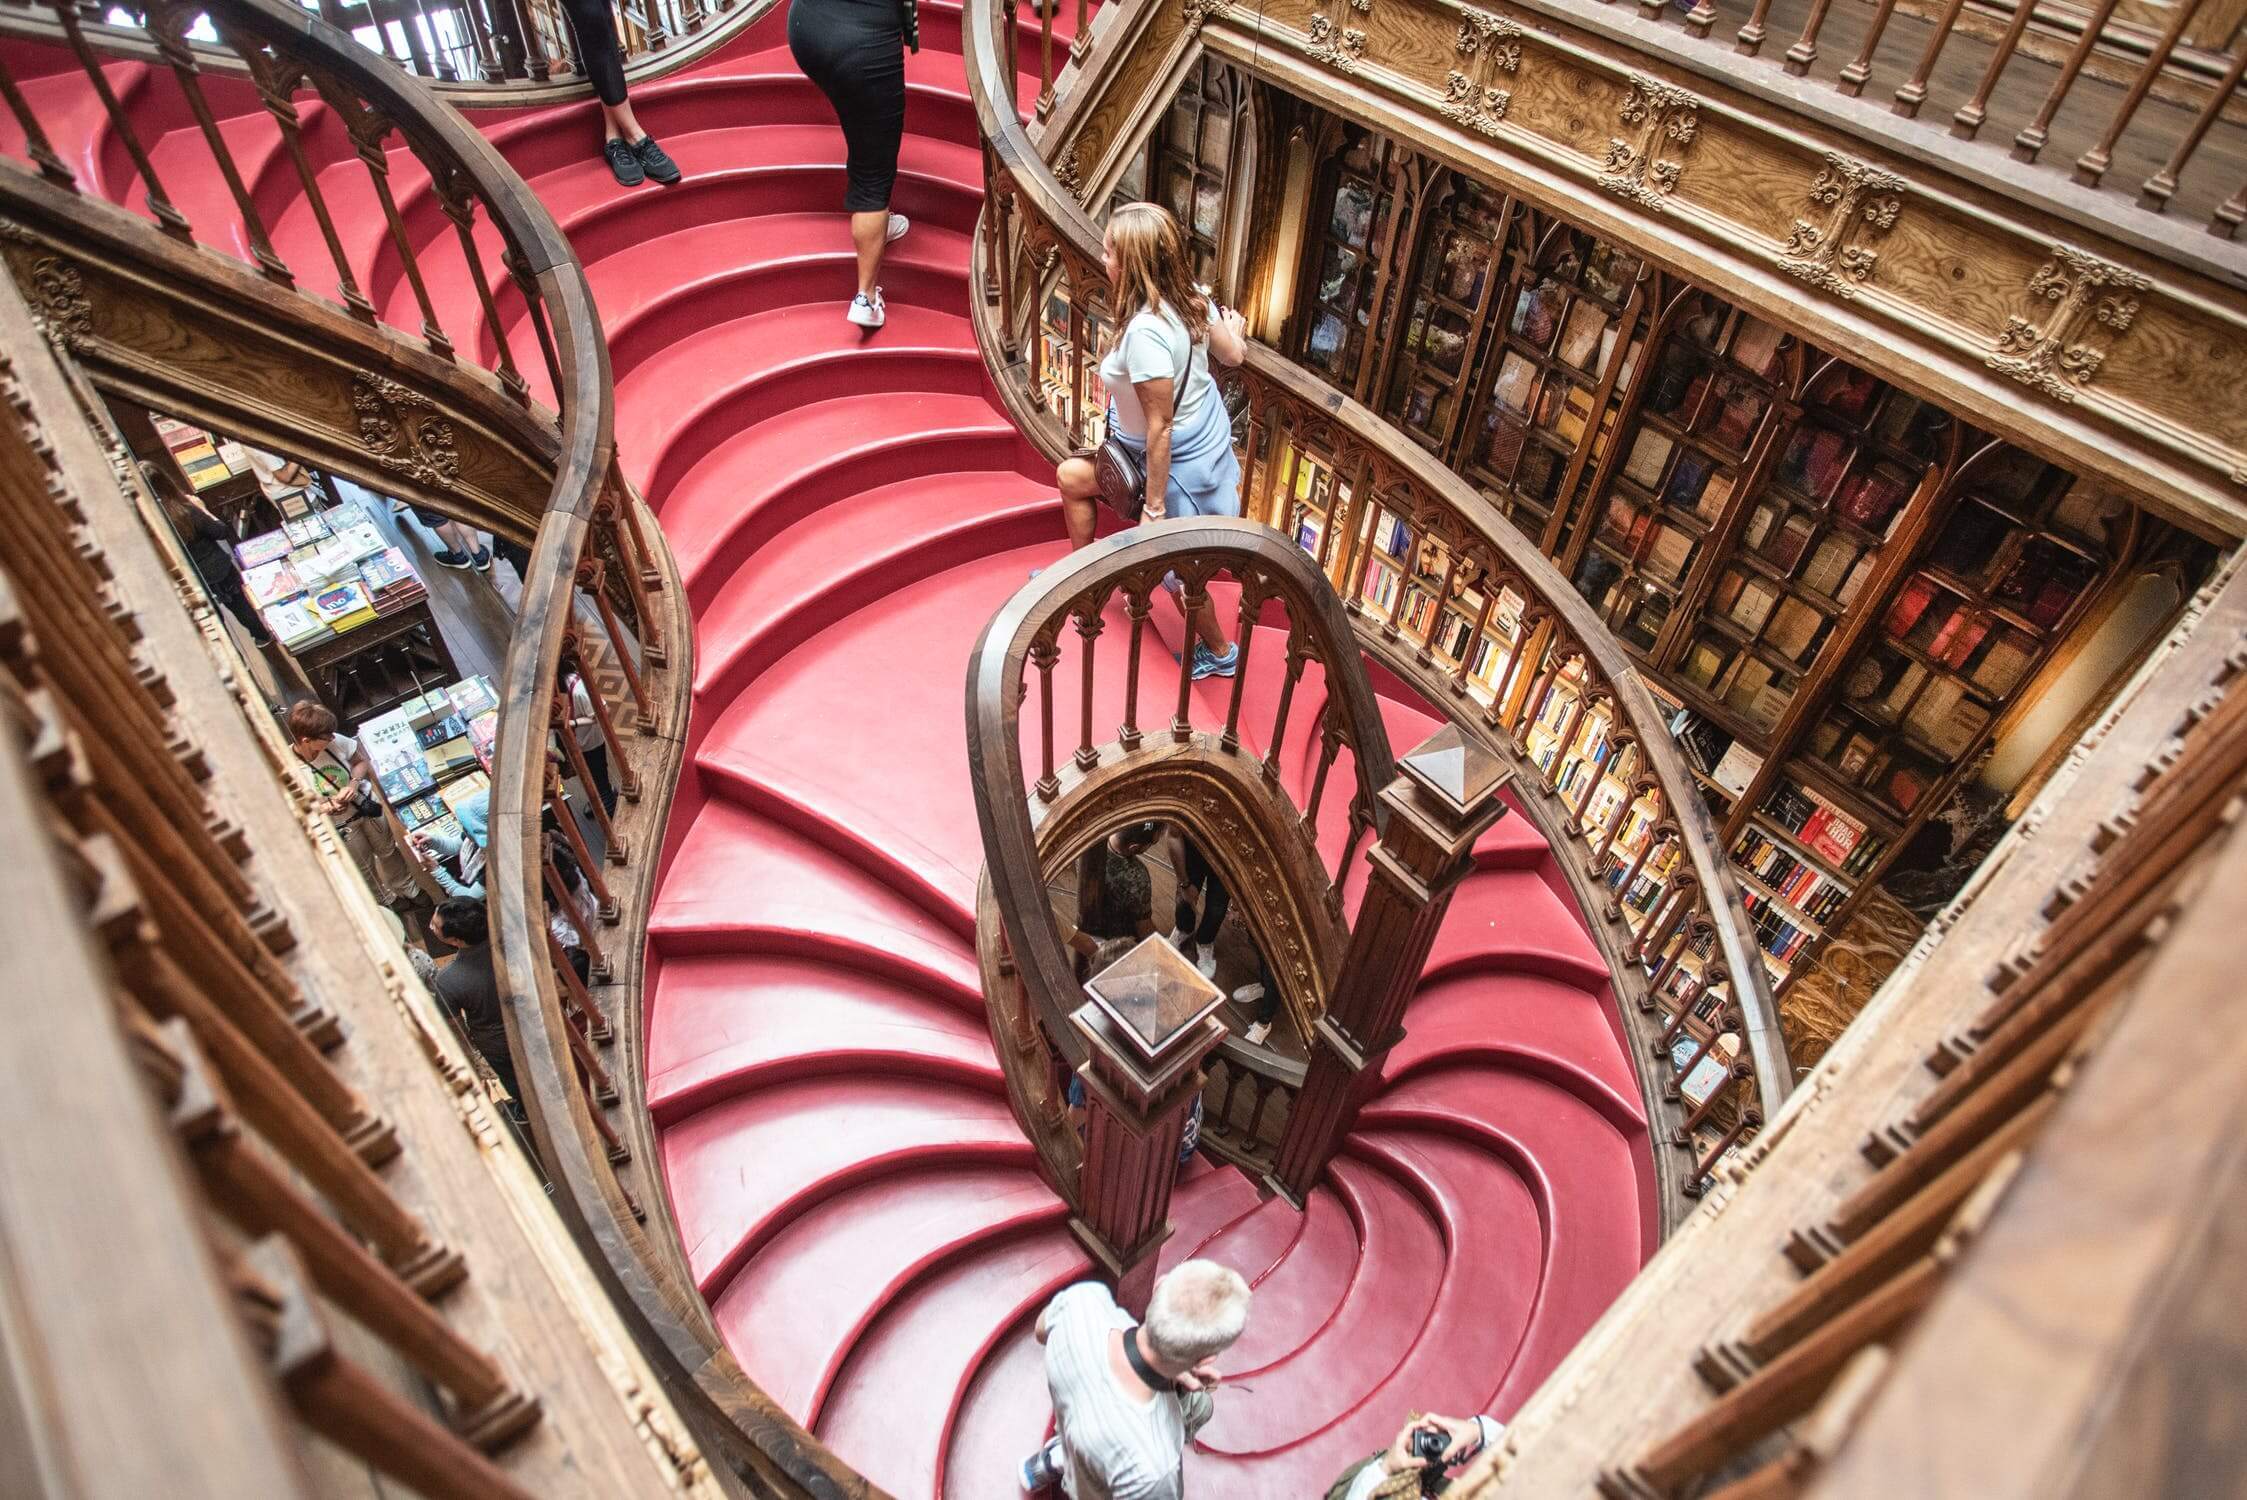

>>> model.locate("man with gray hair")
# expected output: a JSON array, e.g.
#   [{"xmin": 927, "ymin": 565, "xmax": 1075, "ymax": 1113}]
[{"xmin": 1019, "ymin": 1259, "xmax": 1252, "ymax": 1497}]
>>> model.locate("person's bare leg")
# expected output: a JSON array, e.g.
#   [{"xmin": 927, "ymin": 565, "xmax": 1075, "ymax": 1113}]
[
  {"xmin": 1058, "ymin": 457, "xmax": 1099, "ymax": 549},
  {"xmin": 1193, "ymin": 599, "xmax": 1232, "ymax": 654},
  {"xmin": 600, "ymin": 99, "xmax": 644, "ymax": 142},
  {"xmin": 850, "ymin": 209, "xmax": 888, "ymax": 299}
]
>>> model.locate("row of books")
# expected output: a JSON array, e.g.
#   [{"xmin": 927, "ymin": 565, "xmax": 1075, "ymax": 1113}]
[
  {"xmin": 1758, "ymin": 776, "xmax": 1885, "ymax": 876},
  {"xmin": 1731, "ymin": 828, "xmax": 1850, "ymax": 926},
  {"xmin": 1741, "ymin": 890, "xmax": 1817, "ymax": 964}
]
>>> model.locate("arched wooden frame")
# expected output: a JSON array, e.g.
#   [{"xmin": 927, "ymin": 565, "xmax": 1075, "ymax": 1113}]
[
  {"xmin": 968, "ymin": 518, "xmax": 1398, "ymax": 1093},
  {"xmin": 1289, "ymin": 121, "xmax": 1422, "ymax": 402},
  {"xmin": 1372, "ymin": 169, "xmax": 1519, "ymax": 460}
]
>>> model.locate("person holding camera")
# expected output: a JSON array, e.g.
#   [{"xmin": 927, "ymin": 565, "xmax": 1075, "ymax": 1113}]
[
  {"xmin": 286, "ymin": 700, "xmax": 413, "ymax": 904},
  {"xmin": 1327, "ymin": 1412, "xmax": 1504, "ymax": 1499}
]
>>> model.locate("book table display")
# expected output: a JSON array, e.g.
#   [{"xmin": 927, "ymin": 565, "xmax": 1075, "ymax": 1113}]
[
  {"xmin": 235, "ymin": 496, "xmax": 458, "ymax": 728},
  {"xmin": 355, "ymin": 676, "xmax": 501, "ymax": 905}
]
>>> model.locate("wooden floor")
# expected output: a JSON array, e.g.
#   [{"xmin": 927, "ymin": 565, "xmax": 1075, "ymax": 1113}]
[{"xmin": 1704, "ymin": 0, "xmax": 2246, "ymax": 233}]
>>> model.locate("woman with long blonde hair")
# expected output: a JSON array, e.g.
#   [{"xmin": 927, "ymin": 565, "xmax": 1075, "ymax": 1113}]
[{"xmin": 1057, "ymin": 202, "xmax": 1249, "ymax": 679}]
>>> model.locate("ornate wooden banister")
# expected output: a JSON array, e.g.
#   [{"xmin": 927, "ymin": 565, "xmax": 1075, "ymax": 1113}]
[{"xmin": 959, "ymin": 0, "xmax": 1789, "ymax": 1216}]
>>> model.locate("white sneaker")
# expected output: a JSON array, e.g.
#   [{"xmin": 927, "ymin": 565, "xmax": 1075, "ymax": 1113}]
[
  {"xmin": 1196, "ymin": 947, "xmax": 1218, "ymax": 980},
  {"xmin": 1243, "ymin": 1021, "xmax": 1272, "ymax": 1046},
  {"xmin": 847, "ymin": 288, "xmax": 885, "ymax": 328},
  {"xmin": 886, "ymin": 212, "xmax": 910, "ymax": 242}
]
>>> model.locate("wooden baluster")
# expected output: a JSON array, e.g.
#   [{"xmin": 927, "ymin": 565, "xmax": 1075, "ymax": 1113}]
[
  {"xmin": 1063, "ymin": 288, "xmax": 1086, "ymax": 446},
  {"xmin": 1451, "ymin": 580, "xmax": 1494, "ymax": 697},
  {"xmin": 504, "ymin": 248, "xmax": 566, "ymax": 398},
  {"xmin": 1380, "ymin": 521, "xmax": 1415, "ymax": 641},
  {"xmin": 1700, "ymin": 1147, "xmax": 2023, "ymax": 1391},
  {"xmin": 2011, "ymin": 0, "xmax": 2125, "ymax": 162},
  {"xmin": 2075, "ymin": 0, "xmax": 2212, "ymax": 186},
  {"xmin": 1263, "ymin": 639, "xmax": 1308, "ymax": 784},
  {"xmin": 551, "ymin": 937, "xmax": 620, "ymax": 1104},
  {"xmin": 574, "ymin": 557, "xmax": 652, "ymax": 729},
  {"xmin": 430, "ymin": 167, "xmax": 529, "ymax": 402},
  {"xmin": 1664, "ymin": 1005, "xmax": 1728, "ymax": 1097},
  {"xmin": 145, "ymin": 0, "xmax": 292, "ymax": 283},
  {"xmin": 1073, "ymin": 0, "xmax": 1090, "ymax": 61},
  {"xmin": 546, "ymin": 850, "xmax": 611, "ymax": 992},
  {"xmin": 1836, "ymin": 0, "xmax": 1901, "ymax": 95},
  {"xmin": 563, "ymin": 628, "xmax": 640, "ymax": 808},
  {"xmin": 1698, "ymin": 1348, "xmax": 1893, "ymax": 1500},
  {"xmin": 229, "ymin": 1238, "xmax": 540, "ymax": 1500},
  {"xmin": 1735, "ymin": 0, "xmax": 1777, "ymax": 55},
  {"xmin": 1417, "ymin": 540, "xmax": 1459, "ymax": 668},
  {"xmin": 549, "ymin": 692, "xmax": 625, "ymax": 864},
  {"xmin": 1630, "ymin": 871, "xmax": 1691, "ymax": 964},
  {"xmin": 1544, "ymin": 680, "xmax": 1588, "ymax": 792},
  {"xmin": 317, "ymin": 85, "xmax": 454, "ymax": 358},
  {"xmin": 1789, "ymin": 1086, "xmax": 2057, "ymax": 1270},
  {"xmin": 511, "ymin": 0, "xmax": 555, "ymax": 80},
  {"xmin": 1219, "ymin": 582, "xmax": 1258, "ymax": 753},
  {"xmin": 2142, "ymin": 44, "xmax": 2247, "ymax": 211},
  {"xmin": 148, "ymin": 1022, "xmax": 539, "ymax": 1447},
  {"xmin": 1950, "ymin": 0, "xmax": 2039, "ymax": 138},
  {"xmin": 0, "ymin": 53, "xmax": 76, "ymax": 184},
  {"xmin": 1074, "ymin": 605, "xmax": 1102, "ymax": 772},
  {"xmin": 47, "ymin": 0, "xmax": 192, "ymax": 239},
  {"xmin": 1512, "ymin": 648, "xmax": 1561, "ymax": 752},
  {"xmin": 1656, "ymin": 992, "xmax": 1702, "ymax": 1052},
  {"xmin": 237, "ymin": 48, "xmax": 377, "ymax": 322},
  {"xmin": 1575, "ymin": 721, "xmax": 1617, "ymax": 834},
  {"xmin": 1336, "ymin": 793, "xmax": 1373, "ymax": 888},
  {"xmin": 1119, "ymin": 584, "xmax": 1150, "ymax": 750},
  {"xmin": 1644, "ymin": 904, "xmax": 1701, "ymax": 996},
  {"xmin": 1031, "ymin": 635, "xmax": 1061, "ymax": 800},
  {"xmin": 1037, "ymin": 0, "xmax": 1056, "ymax": 120},
  {"xmin": 1610, "ymin": 824, "xmax": 1669, "ymax": 925},
  {"xmin": 602, "ymin": 483, "xmax": 668, "ymax": 658},
  {"xmin": 1002, "ymin": 0, "xmax": 1021, "ymax": 128},
  {"xmin": 1783, "ymin": 0, "xmax": 1837, "ymax": 75},
  {"xmin": 1683, "ymin": 1100, "xmax": 1759, "ymax": 1195},
  {"xmin": 546, "ymin": 765, "xmax": 616, "ymax": 914},
  {"xmin": 1591, "ymin": 779, "xmax": 1638, "ymax": 872},
  {"xmin": 1684, "ymin": 0, "xmax": 1716, "ymax": 39},
  {"xmin": 2212, "ymin": 175, "xmax": 2247, "ymax": 237},
  {"xmin": 1305, "ymin": 707, "xmax": 1341, "ymax": 826},
  {"xmin": 1890, "ymin": 0, "xmax": 1969, "ymax": 117},
  {"xmin": 1674, "ymin": 1063, "xmax": 1750, "ymax": 1143},
  {"xmin": 92, "ymin": 904, "xmax": 460, "ymax": 1297},
  {"xmin": 1172, "ymin": 574, "xmax": 1207, "ymax": 743}
]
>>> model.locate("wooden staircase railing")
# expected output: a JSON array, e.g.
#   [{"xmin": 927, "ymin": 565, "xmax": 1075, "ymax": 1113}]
[
  {"xmin": 958, "ymin": 0, "xmax": 1789, "ymax": 1222},
  {"xmin": 0, "ymin": 5, "xmax": 894, "ymax": 1495}
]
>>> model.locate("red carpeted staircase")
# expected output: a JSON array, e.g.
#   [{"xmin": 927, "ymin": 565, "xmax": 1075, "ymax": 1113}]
[{"xmin": 7, "ymin": 11, "xmax": 1658, "ymax": 1494}]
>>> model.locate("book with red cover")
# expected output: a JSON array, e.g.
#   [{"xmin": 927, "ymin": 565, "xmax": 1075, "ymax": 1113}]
[{"xmin": 1883, "ymin": 576, "xmax": 1937, "ymax": 639}]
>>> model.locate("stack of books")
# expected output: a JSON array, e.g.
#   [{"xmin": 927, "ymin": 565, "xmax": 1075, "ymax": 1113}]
[
  {"xmin": 358, "ymin": 547, "xmax": 427, "ymax": 615},
  {"xmin": 309, "ymin": 579, "xmax": 378, "ymax": 633},
  {"xmin": 240, "ymin": 558, "xmax": 302, "ymax": 610},
  {"xmin": 261, "ymin": 597, "xmax": 329, "ymax": 649}
]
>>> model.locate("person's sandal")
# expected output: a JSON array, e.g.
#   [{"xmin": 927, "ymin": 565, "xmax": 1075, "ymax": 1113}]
[
  {"xmin": 603, "ymin": 137, "xmax": 644, "ymax": 188},
  {"xmin": 633, "ymin": 135, "xmax": 681, "ymax": 185}
]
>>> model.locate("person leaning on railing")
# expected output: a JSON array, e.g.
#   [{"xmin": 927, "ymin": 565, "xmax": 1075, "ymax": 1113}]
[{"xmin": 1055, "ymin": 203, "xmax": 1249, "ymax": 682}]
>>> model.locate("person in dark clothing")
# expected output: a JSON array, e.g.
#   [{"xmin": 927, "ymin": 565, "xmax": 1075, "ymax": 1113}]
[
  {"xmin": 554, "ymin": 0, "xmax": 682, "ymax": 188},
  {"xmin": 1170, "ymin": 834, "xmax": 1229, "ymax": 980},
  {"xmin": 789, "ymin": 0, "xmax": 917, "ymax": 327},
  {"xmin": 144, "ymin": 463, "xmax": 273, "ymax": 646},
  {"xmin": 1076, "ymin": 821, "xmax": 1159, "ymax": 945},
  {"xmin": 429, "ymin": 898, "xmax": 518, "ymax": 1104}
]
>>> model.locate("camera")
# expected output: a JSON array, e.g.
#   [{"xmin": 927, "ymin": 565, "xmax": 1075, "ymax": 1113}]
[{"xmin": 1408, "ymin": 1425, "xmax": 1452, "ymax": 1496}]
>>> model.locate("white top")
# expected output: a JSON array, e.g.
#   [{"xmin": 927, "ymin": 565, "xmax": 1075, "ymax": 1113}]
[
  {"xmin": 1100, "ymin": 304, "xmax": 1212, "ymax": 442},
  {"xmin": 301, "ymin": 733, "xmax": 363, "ymax": 799},
  {"xmin": 568, "ymin": 677, "xmax": 603, "ymax": 752},
  {"xmin": 1040, "ymin": 1282, "xmax": 1206, "ymax": 1500}
]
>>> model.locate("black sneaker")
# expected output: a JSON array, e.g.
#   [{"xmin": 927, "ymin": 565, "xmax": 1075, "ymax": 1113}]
[
  {"xmin": 472, "ymin": 545, "xmax": 493, "ymax": 573},
  {"xmin": 604, "ymin": 137, "xmax": 644, "ymax": 188},
  {"xmin": 633, "ymin": 135, "xmax": 681, "ymax": 185},
  {"xmin": 432, "ymin": 548, "xmax": 473, "ymax": 570}
]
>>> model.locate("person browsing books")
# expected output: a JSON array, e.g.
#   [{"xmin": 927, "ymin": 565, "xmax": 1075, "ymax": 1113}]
[{"xmin": 412, "ymin": 785, "xmax": 490, "ymax": 902}]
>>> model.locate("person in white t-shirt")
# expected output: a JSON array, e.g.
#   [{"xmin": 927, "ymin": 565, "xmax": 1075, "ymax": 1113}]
[{"xmin": 1020, "ymin": 1259, "xmax": 1251, "ymax": 1498}]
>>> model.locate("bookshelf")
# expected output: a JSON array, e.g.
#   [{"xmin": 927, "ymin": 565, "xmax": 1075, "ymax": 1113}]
[
  {"xmin": 1458, "ymin": 225, "xmax": 1644, "ymax": 547},
  {"xmin": 1147, "ymin": 57, "xmax": 1241, "ymax": 291},
  {"xmin": 1382, "ymin": 179, "xmax": 1514, "ymax": 456},
  {"xmin": 1574, "ymin": 292, "xmax": 1797, "ymax": 664},
  {"xmin": 1296, "ymin": 127, "xmax": 1403, "ymax": 389},
  {"xmin": 1670, "ymin": 359, "xmax": 1955, "ymax": 747},
  {"xmin": 1802, "ymin": 443, "xmax": 2120, "ymax": 824}
]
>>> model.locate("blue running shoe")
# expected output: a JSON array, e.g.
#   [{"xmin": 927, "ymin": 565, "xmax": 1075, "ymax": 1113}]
[{"xmin": 1191, "ymin": 643, "xmax": 1240, "ymax": 680}]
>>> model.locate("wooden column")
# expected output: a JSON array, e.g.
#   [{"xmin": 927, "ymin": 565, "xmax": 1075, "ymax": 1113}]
[
  {"xmin": 1067, "ymin": 936, "xmax": 1229, "ymax": 1318},
  {"xmin": 1272, "ymin": 724, "xmax": 1512, "ymax": 1204}
]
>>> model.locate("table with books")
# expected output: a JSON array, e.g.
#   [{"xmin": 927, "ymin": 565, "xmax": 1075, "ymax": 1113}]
[
  {"xmin": 235, "ymin": 497, "xmax": 459, "ymax": 728},
  {"xmin": 354, "ymin": 675, "xmax": 501, "ymax": 903}
]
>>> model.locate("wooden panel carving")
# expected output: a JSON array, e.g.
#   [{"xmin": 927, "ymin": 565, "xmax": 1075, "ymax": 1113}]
[{"xmin": 1204, "ymin": 0, "xmax": 2247, "ymax": 540}]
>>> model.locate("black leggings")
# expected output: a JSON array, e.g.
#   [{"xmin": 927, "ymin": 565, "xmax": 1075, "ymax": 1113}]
[
  {"xmin": 1175, "ymin": 842, "xmax": 1230, "ymax": 947},
  {"xmin": 789, "ymin": 0, "xmax": 906, "ymax": 212},
  {"xmin": 558, "ymin": 0, "xmax": 628, "ymax": 108}
]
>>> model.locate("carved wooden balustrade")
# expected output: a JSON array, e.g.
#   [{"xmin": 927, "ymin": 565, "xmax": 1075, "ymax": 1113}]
[
  {"xmin": 966, "ymin": 519, "xmax": 1399, "ymax": 1213},
  {"xmin": 962, "ymin": 0, "xmax": 1790, "ymax": 1214},
  {"xmin": 0, "ymin": 0, "xmax": 767, "ymax": 96}
]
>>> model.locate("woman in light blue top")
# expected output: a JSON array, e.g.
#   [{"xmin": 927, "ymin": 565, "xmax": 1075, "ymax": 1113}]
[
  {"xmin": 412, "ymin": 786, "xmax": 489, "ymax": 901},
  {"xmin": 1057, "ymin": 202, "xmax": 1250, "ymax": 680}
]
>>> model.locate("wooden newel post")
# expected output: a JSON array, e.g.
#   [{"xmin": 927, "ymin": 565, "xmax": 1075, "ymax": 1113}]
[
  {"xmin": 1273, "ymin": 724, "xmax": 1512, "ymax": 1204},
  {"xmin": 1068, "ymin": 935, "xmax": 1229, "ymax": 1319}
]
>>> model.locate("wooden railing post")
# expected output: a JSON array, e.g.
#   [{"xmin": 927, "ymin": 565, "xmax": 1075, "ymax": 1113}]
[
  {"xmin": 1271, "ymin": 724, "xmax": 1511, "ymax": 1203},
  {"xmin": 1066, "ymin": 937, "xmax": 1228, "ymax": 1318}
]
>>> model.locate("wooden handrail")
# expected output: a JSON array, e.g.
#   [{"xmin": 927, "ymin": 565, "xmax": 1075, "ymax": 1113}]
[{"xmin": 957, "ymin": 0, "xmax": 1790, "ymax": 1178}]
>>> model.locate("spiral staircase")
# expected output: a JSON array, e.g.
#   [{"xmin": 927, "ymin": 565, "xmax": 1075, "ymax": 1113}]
[{"xmin": 6, "ymin": 6, "xmax": 1658, "ymax": 1493}]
